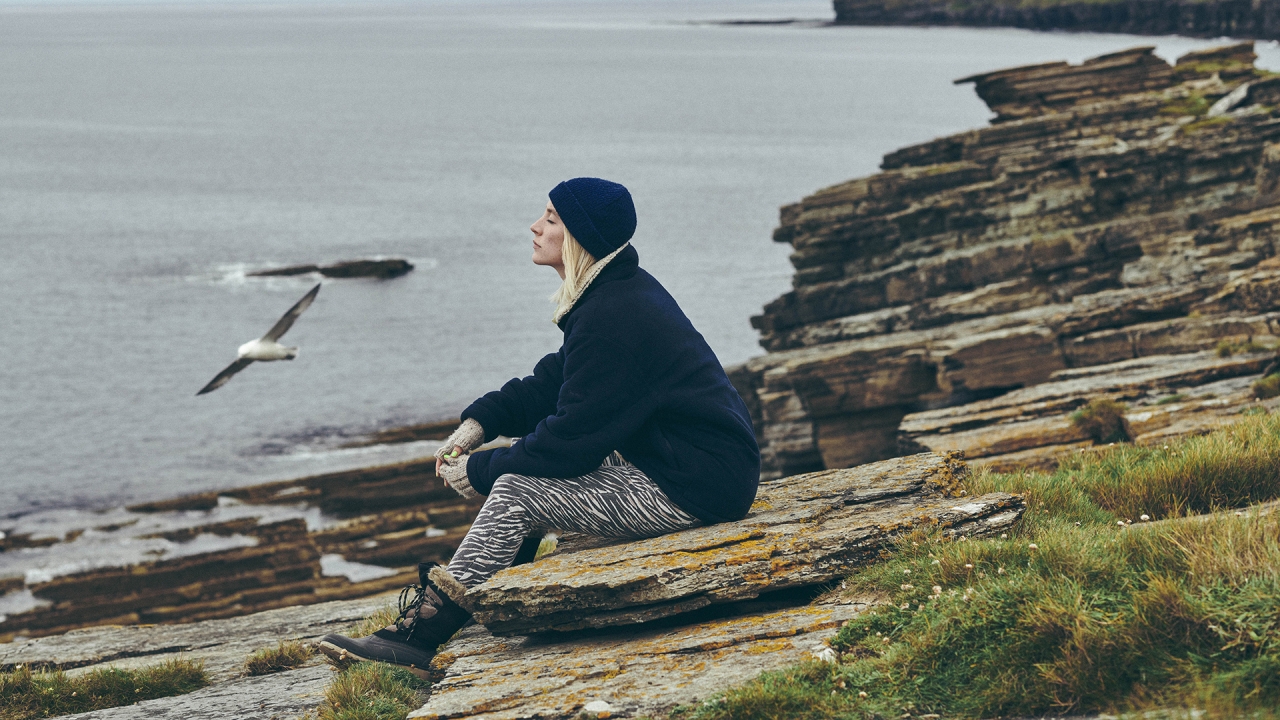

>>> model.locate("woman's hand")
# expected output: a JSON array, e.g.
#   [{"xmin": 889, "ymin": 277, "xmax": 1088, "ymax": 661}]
[
  {"xmin": 435, "ymin": 445, "xmax": 464, "ymax": 477},
  {"xmin": 436, "ymin": 418, "xmax": 483, "ymax": 454},
  {"xmin": 437, "ymin": 451, "xmax": 480, "ymax": 499}
]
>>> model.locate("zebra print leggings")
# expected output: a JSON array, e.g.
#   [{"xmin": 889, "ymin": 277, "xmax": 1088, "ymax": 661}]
[{"xmin": 445, "ymin": 452, "xmax": 701, "ymax": 588}]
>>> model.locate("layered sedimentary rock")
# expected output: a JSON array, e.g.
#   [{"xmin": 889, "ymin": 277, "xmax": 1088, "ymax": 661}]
[
  {"xmin": 902, "ymin": 349, "xmax": 1280, "ymax": 471},
  {"xmin": 411, "ymin": 599, "xmax": 867, "ymax": 720},
  {"xmin": 730, "ymin": 43, "xmax": 1280, "ymax": 479},
  {"xmin": 1, "ymin": 593, "xmax": 398, "ymax": 720},
  {"xmin": 0, "ymin": 451, "xmax": 483, "ymax": 640},
  {"xmin": 834, "ymin": 0, "xmax": 1280, "ymax": 41},
  {"xmin": 458, "ymin": 451, "xmax": 1021, "ymax": 635}
]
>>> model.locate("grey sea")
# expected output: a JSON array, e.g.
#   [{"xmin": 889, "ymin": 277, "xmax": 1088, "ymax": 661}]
[{"xmin": 0, "ymin": 0, "xmax": 1263, "ymax": 523}]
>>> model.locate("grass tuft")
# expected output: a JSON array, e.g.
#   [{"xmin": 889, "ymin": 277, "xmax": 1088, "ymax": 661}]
[
  {"xmin": 1255, "ymin": 374, "xmax": 1280, "ymax": 400},
  {"xmin": 1217, "ymin": 338, "xmax": 1274, "ymax": 357},
  {"xmin": 1069, "ymin": 397, "xmax": 1132, "ymax": 444},
  {"xmin": 679, "ymin": 412, "xmax": 1280, "ymax": 720},
  {"xmin": 347, "ymin": 604, "xmax": 399, "ymax": 639},
  {"xmin": 1156, "ymin": 393, "xmax": 1188, "ymax": 405},
  {"xmin": 245, "ymin": 640, "xmax": 314, "ymax": 676},
  {"xmin": 0, "ymin": 659, "xmax": 208, "ymax": 720},
  {"xmin": 312, "ymin": 662, "xmax": 429, "ymax": 720}
]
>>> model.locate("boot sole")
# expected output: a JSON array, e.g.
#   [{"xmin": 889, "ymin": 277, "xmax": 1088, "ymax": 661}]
[{"xmin": 316, "ymin": 640, "xmax": 433, "ymax": 680}]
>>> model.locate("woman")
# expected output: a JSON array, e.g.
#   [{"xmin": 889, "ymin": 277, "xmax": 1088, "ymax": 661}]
[{"xmin": 319, "ymin": 177, "xmax": 760, "ymax": 673}]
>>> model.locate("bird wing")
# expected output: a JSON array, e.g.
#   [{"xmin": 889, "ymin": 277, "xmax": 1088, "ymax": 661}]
[
  {"xmin": 262, "ymin": 283, "xmax": 321, "ymax": 341},
  {"xmin": 197, "ymin": 358, "xmax": 255, "ymax": 395}
]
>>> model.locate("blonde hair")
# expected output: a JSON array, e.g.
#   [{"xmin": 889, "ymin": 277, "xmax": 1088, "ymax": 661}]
[{"xmin": 550, "ymin": 228, "xmax": 598, "ymax": 319}]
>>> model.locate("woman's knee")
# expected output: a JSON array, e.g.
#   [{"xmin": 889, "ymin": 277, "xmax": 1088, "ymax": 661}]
[{"xmin": 488, "ymin": 473, "xmax": 528, "ymax": 500}]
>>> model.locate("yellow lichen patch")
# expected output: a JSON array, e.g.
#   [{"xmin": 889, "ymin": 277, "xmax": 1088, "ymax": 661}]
[{"xmin": 742, "ymin": 638, "xmax": 793, "ymax": 655}]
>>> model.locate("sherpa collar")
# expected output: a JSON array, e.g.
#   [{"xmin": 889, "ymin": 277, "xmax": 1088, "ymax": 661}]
[{"xmin": 552, "ymin": 242, "xmax": 632, "ymax": 325}]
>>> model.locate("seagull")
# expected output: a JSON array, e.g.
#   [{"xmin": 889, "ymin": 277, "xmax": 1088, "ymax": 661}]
[{"xmin": 197, "ymin": 283, "xmax": 321, "ymax": 395}]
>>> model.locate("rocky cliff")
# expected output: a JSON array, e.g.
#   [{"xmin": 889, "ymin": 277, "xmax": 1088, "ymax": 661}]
[
  {"xmin": 834, "ymin": 0, "xmax": 1280, "ymax": 40},
  {"xmin": 730, "ymin": 42, "xmax": 1280, "ymax": 479}
]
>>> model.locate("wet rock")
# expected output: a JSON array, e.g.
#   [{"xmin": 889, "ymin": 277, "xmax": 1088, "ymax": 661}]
[
  {"xmin": 411, "ymin": 598, "xmax": 869, "ymax": 720},
  {"xmin": 248, "ymin": 258, "xmax": 414, "ymax": 279},
  {"xmin": 459, "ymin": 451, "xmax": 1023, "ymax": 635},
  {"xmin": 3, "ymin": 456, "xmax": 482, "ymax": 639},
  {"xmin": 732, "ymin": 43, "xmax": 1280, "ymax": 479}
]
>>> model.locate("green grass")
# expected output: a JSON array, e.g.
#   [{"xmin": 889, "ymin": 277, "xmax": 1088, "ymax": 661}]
[
  {"xmin": 310, "ymin": 663, "xmax": 429, "ymax": 720},
  {"xmin": 1183, "ymin": 116, "xmax": 1235, "ymax": 134},
  {"xmin": 244, "ymin": 640, "xmax": 314, "ymax": 676},
  {"xmin": 1216, "ymin": 338, "xmax": 1274, "ymax": 357},
  {"xmin": 1156, "ymin": 393, "xmax": 1188, "ymax": 405},
  {"xmin": 1160, "ymin": 93, "xmax": 1211, "ymax": 117},
  {"xmin": 347, "ymin": 604, "xmax": 399, "ymax": 639},
  {"xmin": 1069, "ymin": 397, "xmax": 1132, "ymax": 444},
  {"xmin": 677, "ymin": 411, "xmax": 1280, "ymax": 719},
  {"xmin": 0, "ymin": 659, "xmax": 208, "ymax": 720},
  {"xmin": 1256, "ymin": 374, "xmax": 1280, "ymax": 400}
]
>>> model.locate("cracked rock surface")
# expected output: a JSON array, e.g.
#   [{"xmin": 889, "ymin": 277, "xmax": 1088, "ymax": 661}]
[
  {"xmin": 1, "ymin": 592, "xmax": 393, "ymax": 681},
  {"xmin": 460, "ymin": 451, "xmax": 1023, "ymax": 635},
  {"xmin": 410, "ymin": 597, "xmax": 869, "ymax": 720}
]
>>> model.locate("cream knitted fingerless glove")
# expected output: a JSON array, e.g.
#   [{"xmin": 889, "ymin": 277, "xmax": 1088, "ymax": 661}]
[
  {"xmin": 437, "ymin": 453, "xmax": 480, "ymax": 500},
  {"xmin": 435, "ymin": 418, "xmax": 485, "ymax": 460}
]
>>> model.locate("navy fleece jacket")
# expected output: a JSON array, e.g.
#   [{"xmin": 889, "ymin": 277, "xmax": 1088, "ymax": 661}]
[{"xmin": 461, "ymin": 245, "xmax": 761, "ymax": 524}]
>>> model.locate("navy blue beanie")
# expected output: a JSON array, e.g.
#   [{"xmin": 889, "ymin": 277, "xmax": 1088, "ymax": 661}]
[{"xmin": 548, "ymin": 177, "xmax": 637, "ymax": 259}]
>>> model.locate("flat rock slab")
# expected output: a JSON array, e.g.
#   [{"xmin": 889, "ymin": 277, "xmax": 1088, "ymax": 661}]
[
  {"xmin": 410, "ymin": 598, "xmax": 869, "ymax": 720},
  {"xmin": 461, "ymin": 452, "xmax": 1024, "ymax": 635},
  {"xmin": 902, "ymin": 350, "xmax": 1280, "ymax": 471},
  {"xmin": 1, "ymin": 592, "xmax": 395, "ymax": 681},
  {"xmin": 51, "ymin": 664, "xmax": 334, "ymax": 720}
]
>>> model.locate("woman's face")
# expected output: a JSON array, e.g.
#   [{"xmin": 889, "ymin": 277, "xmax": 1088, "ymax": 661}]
[{"xmin": 530, "ymin": 201, "xmax": 566, "ymax": 278}]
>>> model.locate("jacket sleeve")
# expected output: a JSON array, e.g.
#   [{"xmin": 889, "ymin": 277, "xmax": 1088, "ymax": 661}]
[
  {"xmin": 466, "ymin": 331, "xmax": 652, "ymax": 494},
  {"xmin": 460, "ymin": 350, "xmax": 563, "ymax": 442}
]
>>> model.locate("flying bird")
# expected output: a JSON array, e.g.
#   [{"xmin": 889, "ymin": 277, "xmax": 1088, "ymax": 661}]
[{"xmin": 197, "ymin": 283, "xmax": 321, "ymax": 395}]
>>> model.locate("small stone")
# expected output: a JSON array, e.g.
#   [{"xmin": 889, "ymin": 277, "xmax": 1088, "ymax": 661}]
[
  {"xmin": 1140, "ymin": 514, "xmax": 1150, "ymax": 521},
  {"xmin": 859, "ymin": 691, "xmax": 868, "ymax": 698},
  {"xmin": 1028, "ymin": 543, "xmax": 1038, "ymax": 550},
  {"xmin": 583, "ymin": 700, "xmax": 614, "ymax": 717}
]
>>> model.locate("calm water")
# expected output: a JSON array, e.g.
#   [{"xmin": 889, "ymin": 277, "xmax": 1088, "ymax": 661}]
[{"xmin": 0, "ymin": 0, "xmax": 1258, "ymax": 520}]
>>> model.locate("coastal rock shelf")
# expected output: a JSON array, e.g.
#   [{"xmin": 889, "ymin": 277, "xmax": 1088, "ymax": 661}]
[
  {"xmin": 460, "ymin": 451, "xmax": 1023, "ymax": 635},
  {"xmin": 411, "ymin": 599, "xmax": 868, "ymax": 720},
  {"xmin": 729, "ymin": 43, "xmax": 1280, "ymax": 479},
  {"xmin": 834, "ymin": 0, "xmax": 1280, "ymax": 41},
  {"xmin": 0, "ymin": 452, "xmax": 483, "ymax": 641},
  {"xmin": 901, "ymin": 349, "xmax": 1280, "ymax": 471},
  {"xmin": 0, "ymin": 593, "xmax": 397, "ymax": 720}
]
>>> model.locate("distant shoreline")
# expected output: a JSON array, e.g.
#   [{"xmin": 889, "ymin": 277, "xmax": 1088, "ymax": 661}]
[{"xmin": 834, "ymin": 0, "xmax": 1280, "ymax": 40}]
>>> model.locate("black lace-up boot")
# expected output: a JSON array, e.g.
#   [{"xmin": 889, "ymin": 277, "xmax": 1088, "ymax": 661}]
[{"xmin": 317, "ymin": 562, "xmax": 471, "ymax": 678}]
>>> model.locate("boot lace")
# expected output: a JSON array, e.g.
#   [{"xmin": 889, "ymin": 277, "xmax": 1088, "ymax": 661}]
[{"xmin": 392, "ymin": 583, "xmax": 429, "ymax": 642}]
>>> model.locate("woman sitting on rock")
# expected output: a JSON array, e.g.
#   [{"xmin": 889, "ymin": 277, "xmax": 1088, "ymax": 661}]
[{"xmin": 319, "ymin": 177, "xmax": 761, "ymax": 673}]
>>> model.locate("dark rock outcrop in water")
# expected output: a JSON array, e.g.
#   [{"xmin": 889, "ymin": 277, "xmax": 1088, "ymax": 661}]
[
  {"xmin": 248, "ymin": 258, "xmax": 414, "ymax": 279},
  {"xmin": 835, "ymin": 0, "xmax": 1280, "ymax": 40},
  {"xmin": 729, "ymin": 43, "xmax": 1280, "ymax": 479}
]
